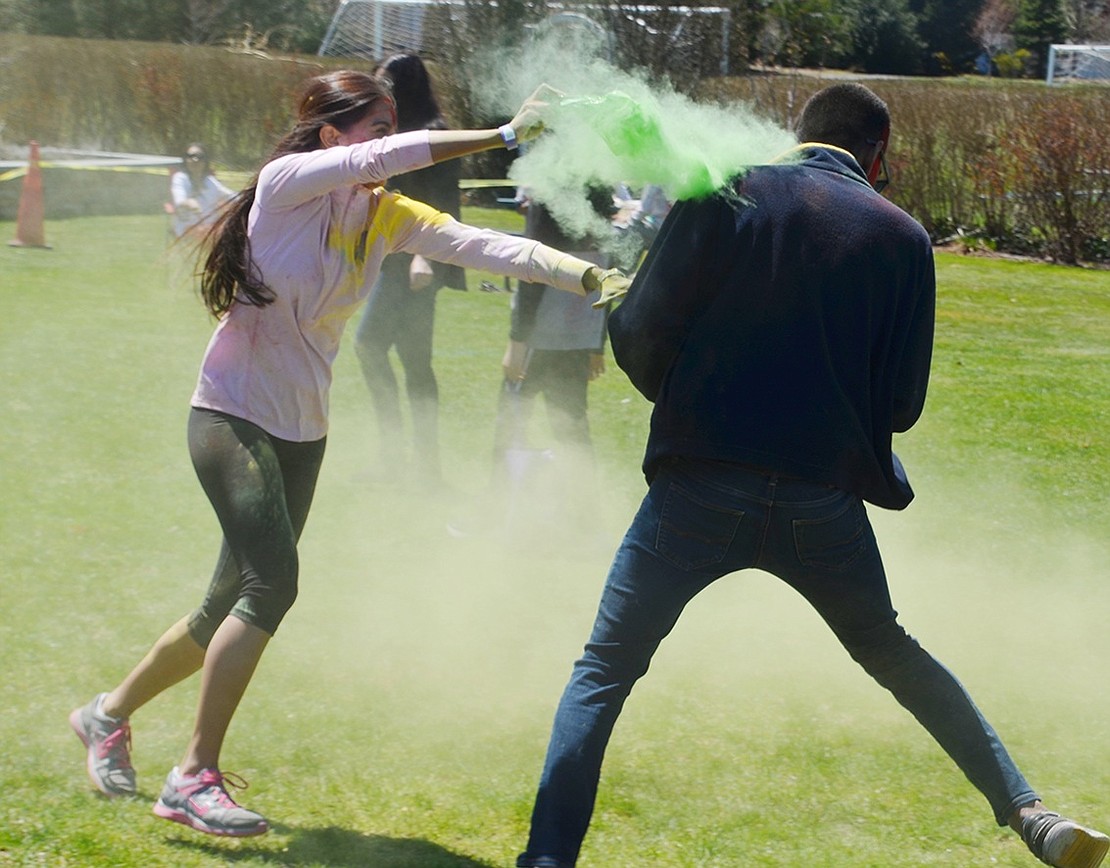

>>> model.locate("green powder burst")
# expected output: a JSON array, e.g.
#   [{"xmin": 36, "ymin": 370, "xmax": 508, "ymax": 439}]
[
  {"xmin": 472, "ymin": 30, "xmax": 797, "ymax": 247},
  {"xmin": 555, "ymin": 91, "xmax": 719, "ymax": 200}
]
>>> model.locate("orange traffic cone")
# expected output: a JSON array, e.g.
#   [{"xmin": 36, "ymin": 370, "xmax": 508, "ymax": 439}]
[{"xmin": 9, "ymin": 141, "xmax": 50, "ymax": 249}]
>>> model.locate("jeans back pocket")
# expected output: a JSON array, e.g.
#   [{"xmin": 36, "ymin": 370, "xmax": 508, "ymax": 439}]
[
  {"xmin": 792, "ymin": 494, "xmax": 867, "ymax": 572},
  {"xmin": 656, "ymin": 482, "xmax": 744, "ymax": 571}
]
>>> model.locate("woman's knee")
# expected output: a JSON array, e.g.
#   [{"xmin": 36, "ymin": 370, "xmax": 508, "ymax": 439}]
[
  {"xmin": 258, "ymin": 584, "xmax": 298, "ymax": 634},
  {"xmin": 354, "ymin": 332, "xmax": 389, "ymax": 369},
  {"xmin": 189, "ymin": 572, "xmax": 299, "ymax": 642},
  {"xmin": 234, "ymin": 575, "xmax": 298, "ymax": 636}
]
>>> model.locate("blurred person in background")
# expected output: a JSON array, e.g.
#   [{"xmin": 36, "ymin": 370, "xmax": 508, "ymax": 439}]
[
  {"xmin": 170, "ymin": 143, "xmax": 234, "ymax": 240},
  {"xmin": 478, "ymin": 189, "xmax": 618, "ymax": 543},
  {"xmin": 353, "ymin": 53, "xmax": 466, "ymax": 490},
  {"xmin": 493, "ymin": 196, "xmax": 610, "ymax": 485},
  {"xmin": 69, "ymin": 69, "xmax": 628, "ymax": 839}
]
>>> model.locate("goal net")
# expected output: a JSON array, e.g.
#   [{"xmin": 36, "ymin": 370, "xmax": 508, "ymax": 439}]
[
  {"xmin": 1046, "ymin": 44, "xmax": 1110, "ymax": 84},
  {"xmin": 318, "ymin": 0, "xmax": 733, "ymax": 76},
  {"xmin": 319, "ymin": 0, "xmax": 441, "ymax": 62}
]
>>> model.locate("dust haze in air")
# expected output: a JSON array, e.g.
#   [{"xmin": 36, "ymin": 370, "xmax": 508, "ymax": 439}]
[{"xmin": 467, "ymin": 20, "xmax": 797, "ymax": 248}]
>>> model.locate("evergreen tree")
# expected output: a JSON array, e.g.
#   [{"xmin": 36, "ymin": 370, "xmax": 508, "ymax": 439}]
[
  {"xmin": 2, "ymin": 0, "xmax": 332, "ymax": 51},
  {"xmin": 910, "ymin": 0, "xmax": 989, "ymax": 72},
  {"xmin": 77, "ymin": 0, "xmax": 182, "ymax": 41},
  {"xmin": 28, "ymin": 0, "xmax": 80, "ymax": 36},
  {"xmin": 847, "ymin": 0, "xmax": 925, "ymax": 73},
  {"xmin": 762, "ymin": 0, "xmax": 854, "ymax": 68},
  {"xmin": 1014, "ymin": 0, "xmax": 1069, "ymax": 75},
  {"xmin": 728, "ymin": 0, "xmax": 769, "ymax": 70}
]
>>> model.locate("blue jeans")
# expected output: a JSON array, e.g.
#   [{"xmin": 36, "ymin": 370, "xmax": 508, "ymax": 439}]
[{"xmin": 520, "ymin": 458, "xmax": 1037, "ymax": 865}]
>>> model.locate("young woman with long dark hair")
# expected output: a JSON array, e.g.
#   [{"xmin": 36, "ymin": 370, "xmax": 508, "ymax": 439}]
[{"xmin": 70, "ymin": 69, "xmax": 627, "ymax": 837}]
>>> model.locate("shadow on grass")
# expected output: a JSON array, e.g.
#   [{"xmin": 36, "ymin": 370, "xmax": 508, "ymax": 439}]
[{"xmin": 167, "ymin": 824, "xmax": 498, "ymax": 867}]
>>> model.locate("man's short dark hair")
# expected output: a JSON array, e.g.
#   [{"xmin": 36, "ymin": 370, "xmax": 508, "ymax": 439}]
[{"xmin": 796, "ymin": 83, "xmax": 891, "ymax": 153}]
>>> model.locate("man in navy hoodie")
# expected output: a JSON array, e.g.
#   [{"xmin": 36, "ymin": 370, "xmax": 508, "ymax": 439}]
[{"xmin": 516, "ymin": 83, "xmax": 1107, "ymax": 868}]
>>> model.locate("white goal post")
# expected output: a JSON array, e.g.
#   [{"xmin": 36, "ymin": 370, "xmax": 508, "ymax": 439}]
[
  {"xmin": 1046, "ymin": 44, "xmax": 1110, "ymax": 84},
  {"xmin": 318, "ymin": 0, "xmax": 733, "ymax": 75}
]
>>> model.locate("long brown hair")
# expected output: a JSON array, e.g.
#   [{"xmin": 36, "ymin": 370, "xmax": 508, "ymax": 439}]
[
  {"xmin": 198, "ymin": 71, "xmax": 395, "ymax": 317},
  {"xmin": 377, "ymin": 53, "xmax": 444, "ymax": 133}
]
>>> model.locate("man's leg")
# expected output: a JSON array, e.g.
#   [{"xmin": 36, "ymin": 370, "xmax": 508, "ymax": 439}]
[
  {"xmin": 763, "ymin": 481, "xmax": 1108, "ymax": 865},
  {"xmin": 520, "ymin": 538, "xmax": 700, "ymax": 863},
  {"xmin": 761, "ymin": 480, "xmax": 1037, "ymax": 825},
  {"xmin": 520, "ymin": 461, "xmax": 760, "ymax": 864}
]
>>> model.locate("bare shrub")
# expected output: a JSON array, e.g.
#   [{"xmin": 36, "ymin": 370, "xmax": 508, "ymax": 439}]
[
  {"xmin": 701, "ymin": 74, "xmax": 1108, "ymax": 261},
  {"xmin": 699, "ymin": 73, "xmax": 825, "ymax": 130},
  {"xmin": 1007, "ymin": 93, "xmax": 1110, "ymax": 263},
  {"xmin": 0, "ymin": 34, "xmax": 350, "ymax": 167},
  {"xmin": 881, "ymin": 82, "xmax": 1029, "ymax": 236},
  {"xmin": 970, "ymin": 140, "xmax": 1018, "ymax": 241}
]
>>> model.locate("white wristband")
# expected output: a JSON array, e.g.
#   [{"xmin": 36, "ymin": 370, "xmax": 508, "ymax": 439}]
[{"xmin": 498, "ymin": 124, "xmax": 518, "ymax": 151}]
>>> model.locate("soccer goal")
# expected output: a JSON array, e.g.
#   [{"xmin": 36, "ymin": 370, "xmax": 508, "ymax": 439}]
[
  {"xmin": 318, "ymin": 0, "xmax": 733, "ymax": 75},
  {"xmin": 1046, "ymin": 44, "xmax": 1110, "ymax": 84}
]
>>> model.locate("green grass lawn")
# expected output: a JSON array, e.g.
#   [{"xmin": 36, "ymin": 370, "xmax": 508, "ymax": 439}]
[{"xmin": 1, "ymin": 214, "xmax": 1108, "ymax": 867}]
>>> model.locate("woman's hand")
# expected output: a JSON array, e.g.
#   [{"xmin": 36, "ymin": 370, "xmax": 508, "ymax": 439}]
[
  {"xmin": 583, "ymin": 267, "xmax": 632, "ymax": 307},
  {"xmin": 426, "ymin": 85, "xmax": 564, "ymax": 163},
  {"xmin": 409, "ymin": 255, "xmax": 434, "ymax": 291},
  {"xmin": 510, "ymin": 84, "xmax": 565, "ymax": 144},
  {"xmin": 502, "ymin": 339, "xmax": 529, "ymax": 382}
]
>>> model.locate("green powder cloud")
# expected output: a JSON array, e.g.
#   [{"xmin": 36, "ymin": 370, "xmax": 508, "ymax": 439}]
[{"xmin": 468, "ymin": 27, "xmax": 797, "ymax": 248}]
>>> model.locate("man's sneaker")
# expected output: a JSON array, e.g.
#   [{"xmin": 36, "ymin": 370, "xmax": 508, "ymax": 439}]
[
  {"xmin": 1022, "ymin": 811, "xmax": 1110, "ymax": 868},
  {"xmin": 153, "ymin": 767, "xmax": 269, "ymax": 837},
  {"xmin": 69, "ymin": 693, "xmax": 136, "ymax": 797}
]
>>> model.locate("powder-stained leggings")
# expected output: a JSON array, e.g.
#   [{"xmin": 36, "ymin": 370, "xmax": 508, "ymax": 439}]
[{"xmin": 185, "ymin": 408, "xmax": 326, "ymax": 647}]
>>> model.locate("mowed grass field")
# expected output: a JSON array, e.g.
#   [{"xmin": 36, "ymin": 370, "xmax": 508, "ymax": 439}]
[{"xmin": 1, "ymin": 213, "xmax": 1108, "ymax": 868}]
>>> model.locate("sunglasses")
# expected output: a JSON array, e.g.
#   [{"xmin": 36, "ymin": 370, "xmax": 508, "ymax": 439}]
[
  {"xmin": 186, "ymin": 153, "xmax": 206, "ymax": 161},
  {"xmin": 865, "ymin": 138, "xmax": 890, "ymax": 194},
  {"xmin": 873, "ymin": 153, "xmax": 890, "ymax": 194}
]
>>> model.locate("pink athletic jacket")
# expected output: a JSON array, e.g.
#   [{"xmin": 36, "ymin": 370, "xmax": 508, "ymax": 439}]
[{"xmin": 191, "ymin": 131, "xmax": 593, "ymax": 441}]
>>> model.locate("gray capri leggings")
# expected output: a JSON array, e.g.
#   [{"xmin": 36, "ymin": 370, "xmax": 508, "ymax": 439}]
[{"xmin": 186, "ymin": 407, "xmax": 326, "ymax": 646}]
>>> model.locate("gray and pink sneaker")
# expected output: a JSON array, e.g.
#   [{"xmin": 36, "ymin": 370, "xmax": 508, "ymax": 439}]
[
  {"xmin": 69, "ymin": 693, "xmax": 136, "ymax": 797},
  {"xmin": 153, "ymin": 767, "xmax": 269, "ymax": 837}
]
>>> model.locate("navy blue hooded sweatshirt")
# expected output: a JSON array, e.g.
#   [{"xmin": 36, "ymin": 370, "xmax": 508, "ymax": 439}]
[{"xmin": 608, "ymin": 147, "xmax": 935, "ymax": 510}]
